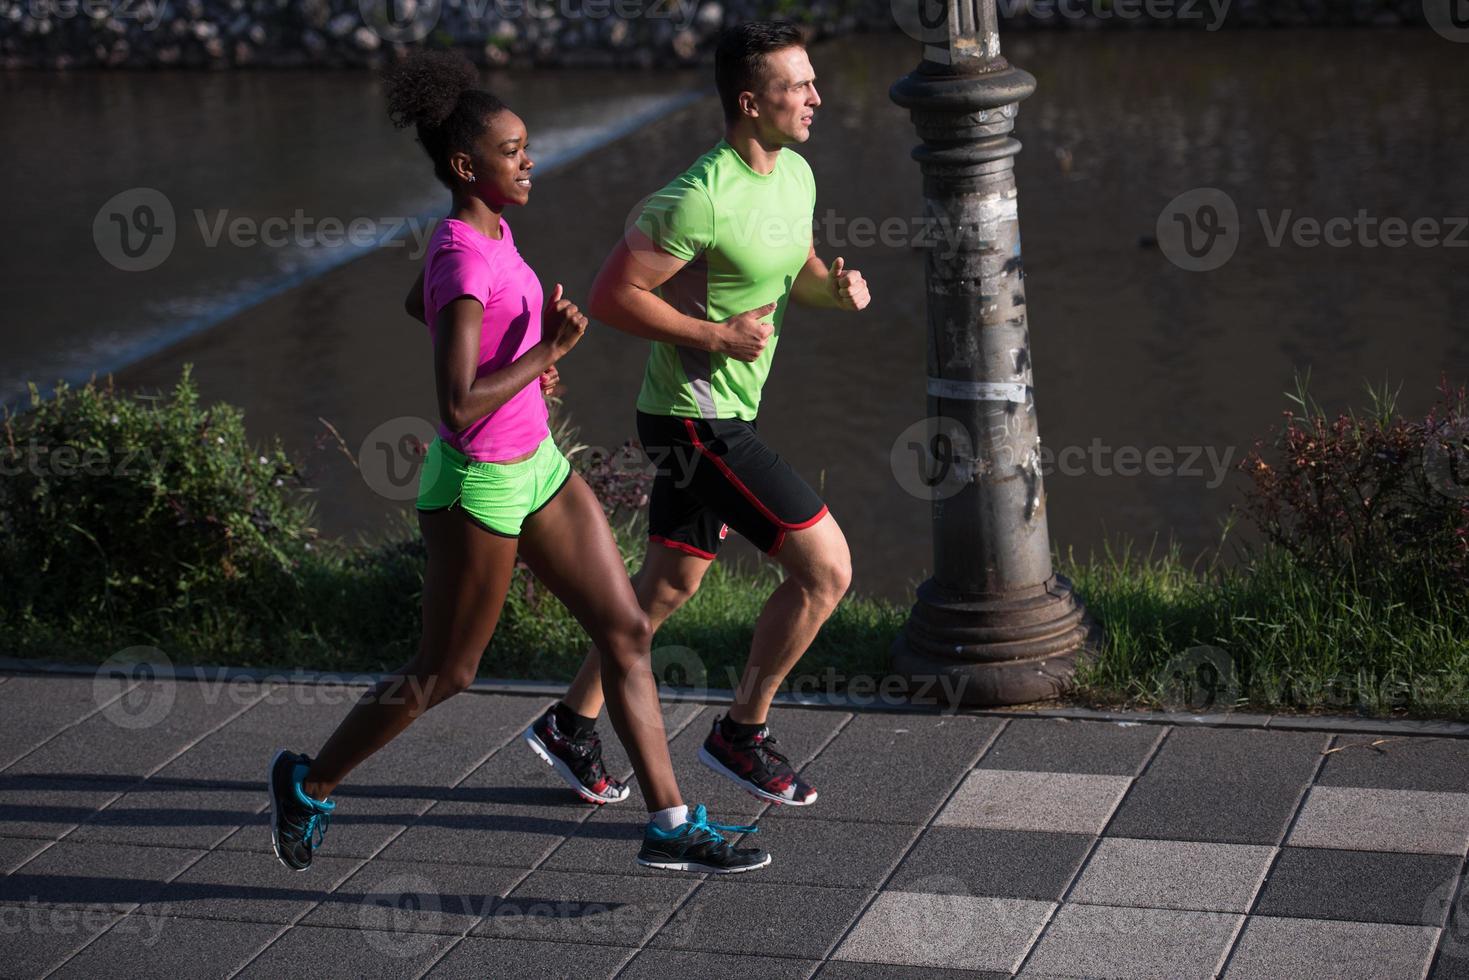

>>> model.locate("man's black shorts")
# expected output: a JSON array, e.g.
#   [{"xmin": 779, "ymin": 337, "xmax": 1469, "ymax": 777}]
[{"xmin": 636, "ymin": 411, "xmax": 828, "ymax": 558}]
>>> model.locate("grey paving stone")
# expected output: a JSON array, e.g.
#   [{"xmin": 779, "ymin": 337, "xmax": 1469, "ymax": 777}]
[
  {"xmin": 424, "ymin": 935, "xmax": 634, "ymax": 978},
  {"xmin": 473, "ymin": 868, "xmax": 697, "ymax": 946},
  {"xmin": 541, "ymin": 807, "xmax": 673, "ymax": 878},
  {"xmin": 300, "ymin": 858, "xmax": 523, "ymax": 936},
  {"xmin": 934, "ymin": 770, "xmax": 1132, "ymax": 835},
  {"xmin": 1141, "ymin": 727, "xmax": 1327, "ymax": 784},
  {"xmin": 0, "ymin": 773, "xmax": 130, "ymax": 840},
  {"xmin": 725, "ymin": 818, "xmax": 918, "ymax": 890},
  {"xmin": 0, "ymin": 901, "xmax": 121, "ymax": 979},
  {"xmin": 0, "ymin": 676, "xmax": 117, "ymax": 771},
  {"xmin": 832, "ymin": 890, "xmax": 1054, "ymax": 973},
  {"xmin": 48, "ymin": 913, "xmax": 282, "ymax": 980},
  {"xmin": 1319, "ymin": 736, "xmax": 1469, "ymax": 794},
  {"xmin": 1020, "ymin": 904, "xmax": 1242, "ymax": 980},
  {"xmin": 620, "ymin": 948, "xmax": 820, "ymax": 980},
  {"xmin": 235, "ymin": 923, "xmax": 459, "ymax": 979},
  {"xmin": 65, "ymin": 783, "xmax": 265, "ymax": 851},
  {"xmin": 775, "ymin": 713, "xmax": 1002, "ymax": 824},
  {"xmin": 816, "ymin": 963, "xmax": 1008, "ymax": 980},
  {"xmin": 1105, "ymin": 775, "xmax": 1309, "ymax": 845},
  {"xmin": 1288, "ymin": 786, "xmax": 1469, "ymax": 856},
  {"xmin": 1222, "ymin": 915, "xmax": 1439, "ymax": 979},
  {"xmin": 136, "ymin": 847, "xmax": 362, "ymax": 924},
  {"xmin": 888, "ymin": 827, "xmax": 1093, "ymax": 902},
  {"xmin": 976, "ymin": 718, "xmax": 1164, "ymax": 776},
  {"xmin": 652, "ymin": 880, "xmax": 870, "ymax": 959},
  {"xmin": 0, "ymin": 841, "xmax": 202, "ymax": 912},
  {"xmin": 1253, "ymin": 847, "xmax": 1461, "ymax": 926},
  {"xmin": 1068, "ymin": 838, "xmax": 1275, "ymax": 913},
  {"xmin": 0, "ymin": 836, "xmax": 49, "ymax": 874},
  {"xmin": 1429, "ymin": 875, "xmax": 1469, "ymax": 979},
  {"xmin": 376, "ymin": 806, "xmax": 580, "ymax": 869},
  {"xmin": 436, "ymin": 737, "xmax": 621, "ymax": 817}
]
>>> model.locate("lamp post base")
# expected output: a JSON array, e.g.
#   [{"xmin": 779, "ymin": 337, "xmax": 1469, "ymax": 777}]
[{"xmin": 891, "ymin": 574, "xmax": 1101, "ymax": 706}]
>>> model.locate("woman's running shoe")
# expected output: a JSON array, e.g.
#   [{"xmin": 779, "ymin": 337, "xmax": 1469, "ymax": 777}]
[{"xmin": 523, "ymin": 706, "xmax": 631, "ymax": 805}]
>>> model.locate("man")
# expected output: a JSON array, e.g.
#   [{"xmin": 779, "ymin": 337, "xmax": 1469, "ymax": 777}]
[{"xmin": 525, "ymin": 21, "xmax": 870, "ymax": 808}]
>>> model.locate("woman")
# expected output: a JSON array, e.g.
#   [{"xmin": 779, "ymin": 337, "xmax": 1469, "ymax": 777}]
[{"xmin": 266, "ymin": 51, "xmax": 768, "ymax": 875}]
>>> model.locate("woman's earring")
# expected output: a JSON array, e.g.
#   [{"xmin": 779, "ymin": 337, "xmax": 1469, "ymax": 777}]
[{"xmin": 467, "ymin": 175, "xmax": 476, "ymax": 183}]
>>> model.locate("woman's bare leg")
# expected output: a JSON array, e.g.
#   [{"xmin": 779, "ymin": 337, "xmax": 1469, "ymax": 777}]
[
  {"xmin": 302, "ymin": 508, "xmax": 518, "ymax": 800},
  {"xmin": 519, "ymin": 473, "xmax": 681, "ymax": 812}
]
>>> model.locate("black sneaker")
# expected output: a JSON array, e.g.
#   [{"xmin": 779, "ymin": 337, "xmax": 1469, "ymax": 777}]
[
  {"xmin": 267, "ymin": 749, "xmax": 335, "ymax": 871},
  {"xmin": 637, "ymin": 804, "xmax": 771, "ymax": 874},
  {"xmin": 523, "ymin": 706, "xmax": 630, "ymax": 805},
  {"xmin": 698, "ymin": 715, "xmax": 818, "ymax": 806}
]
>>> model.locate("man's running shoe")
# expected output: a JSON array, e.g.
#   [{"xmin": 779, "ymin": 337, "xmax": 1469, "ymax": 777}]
[
  {"xmin": 267, "ymin": 749, "xmax": 335, "ymax": 872},
  {"xmin": 638, "ymin": 804, "xmax": 771, "ymax": 874},
  {"xmin": 698, "ymin": 715, "xmax": 818, "ymax": 806},
  {"xmin": 523, "ymin": 706, "xmax": 630, "ymax": 805}
]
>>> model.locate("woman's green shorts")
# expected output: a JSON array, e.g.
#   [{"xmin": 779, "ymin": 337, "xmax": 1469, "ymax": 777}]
[{"xmin": 415, "ymin": 434, "xmax": 572, "ymax": 537}]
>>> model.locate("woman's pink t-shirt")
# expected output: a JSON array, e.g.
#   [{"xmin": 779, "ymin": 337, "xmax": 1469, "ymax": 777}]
[{"xmin": 422, "ymin": 217, "xmax": 549, "ymax": 462}]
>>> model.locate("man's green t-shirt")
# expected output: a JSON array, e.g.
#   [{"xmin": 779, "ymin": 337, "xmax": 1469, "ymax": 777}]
[{"xmin": 633, "ymin": 139, "xmax": 815, "ymax": 421}]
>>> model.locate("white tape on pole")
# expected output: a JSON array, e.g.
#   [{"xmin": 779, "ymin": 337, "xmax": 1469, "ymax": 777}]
[{"xmin": 927, "ymin": 378, "xmax": 1028, "ymax": 403}]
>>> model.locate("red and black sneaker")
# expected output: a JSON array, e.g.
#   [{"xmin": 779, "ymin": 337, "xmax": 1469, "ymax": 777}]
[
  {"xmin": 698, "ymin": 715, "xmax": 818, "ymax": 806},
  {"xmin": 523, "ymin": 706, "xmax": 630, "ymax": 805}
]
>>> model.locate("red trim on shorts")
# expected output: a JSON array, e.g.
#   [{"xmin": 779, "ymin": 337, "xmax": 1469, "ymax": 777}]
[
  {"xmin": 682, "ymin": 418, "xmax": 826, "ymax": 532},
  {"xmin": 650, "ymin": 534, "xmax": 716, "ymax": 561}
]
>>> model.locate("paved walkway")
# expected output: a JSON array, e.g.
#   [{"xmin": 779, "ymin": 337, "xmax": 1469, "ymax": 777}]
[{"xmin": 3, "ymin": 669, "xmax": 1469, "ymax": 979}]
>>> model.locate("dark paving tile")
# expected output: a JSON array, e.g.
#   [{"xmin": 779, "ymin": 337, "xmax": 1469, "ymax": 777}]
[
  {"xmin": 0, "ymin": 836, "xmax": 49, "ymax": 874},
  {"xmin": 137, "ymin": 848, "xmax": 362, "ymax": 924},
  {"xmin": 620, "ymin": 948, "xmax": 820, "ymax": 979},
  {"xmin": 376, "ymin": 807, "xmax": 580, "ymax": 869},
  {"xmin": 977, "ymin": 718, "xmax": 1164, "ymax": 776},
  {"xmin": 888, "ymin": 827, "xmax": 1093, "ymax": 902},
  {"xmin": 0, "ymin": 676, "xmax": 116, "ymax": 770},
  {"xmin": 300, "ymin": 858, "xmax": 523, "ymax": 936},
  {"xmin": 1429, "ymin": 874, "xmax": 1469, "ymax": 979},
  {"xmin": 775, "ymin": 713, "xmax": 1003, "ymax": 825},
  {"xmin": 236, "ymin": 923, "xmax": 458, "ymax": 979},
  {"xmin": 650, "ymin": 880, "xmax": 870, "ymax": 959},
  {"xmin": 817, "ymin": 964, "xmax": 1007, "ymax": 980},
  {"xmin": 473, "ymin": 868, "xmax": 697, "ymax": 946},
  {"xmin": 0, "ymin": 841, "xmax": 202, "ymax": 912},
  {"xmin": 351, "ymin": 693, "xmax": 546, "ymax": 794},
  {"xmin": 1319, "ymin": 736, "xmax": 1469, "ymax": 794},
  {"xmin": 66, "ymin": 784, "xmax": 266, "ymax": 851},
  {"xmin": 1106, "ymin": 775, "xmax": 1309, "ymax": 845},
  {"xmin": 0, "ymin": 901, "xmax": 121, "ymax": 979},
  {"xmin": 541, "ymin": 807, "xmax": 678, "ymax": 879},
  {"xmin": 0, "ymin": 772, "xmax": 130, "ymax": 841},
  {"xmin": 1254, "ymin": 847, "xmax": 1462, "ymax": 927},
  {"xmin": 424, "ymin": 936, "xmax": 633, "ymax": 978},
  {"xmin": 49, "ymin": 913, "xmax": 281, "ymax": 980},
  {"xmin": 217, "ymin": 790, "xmax": 435, "ymax": 860},
  {"xmin": 727, "ymin": 818, "xmax": 917, "ymax": 890},
  {"xmin": 1141, "ymin": 727, "xmax": 1326, "ymax": 784}
]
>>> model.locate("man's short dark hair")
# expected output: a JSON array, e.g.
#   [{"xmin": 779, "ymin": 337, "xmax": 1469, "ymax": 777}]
[{"xmin": 714, "ymin": 21, "xmax": 806, "ymax": 124}]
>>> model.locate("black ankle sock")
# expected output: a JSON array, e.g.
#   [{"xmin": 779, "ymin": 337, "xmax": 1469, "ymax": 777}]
[
  {"xmin": 721, "ymin": 715, "xmax": 766, "ymax": 740},
  {"xmin": 553, "ymin": 702, "xmax": 597, "ymax": 738}
]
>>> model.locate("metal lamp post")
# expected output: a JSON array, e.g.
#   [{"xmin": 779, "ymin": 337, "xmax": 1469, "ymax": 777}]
[{"xmin": 890, "ymin": 0, "xmax": 1099, "ymax": 706}]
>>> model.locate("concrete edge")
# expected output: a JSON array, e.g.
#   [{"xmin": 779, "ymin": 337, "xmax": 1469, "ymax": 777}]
[{"xmin": 4, "ymin": 656, "xmax": 1469, "ymax": 738}]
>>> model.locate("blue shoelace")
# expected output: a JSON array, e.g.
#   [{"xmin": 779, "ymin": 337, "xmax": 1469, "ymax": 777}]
[{"xmin": 665, "ymin": 803, "xmax": 758, "ymax": 846}]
